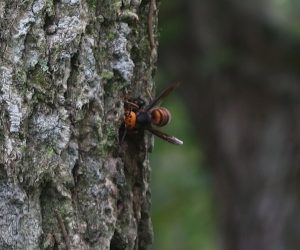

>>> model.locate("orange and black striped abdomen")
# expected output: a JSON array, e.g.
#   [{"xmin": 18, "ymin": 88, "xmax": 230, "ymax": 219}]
[{"xmin": 150, "ymin": 107, "xmax": 171, "ymax": 127}]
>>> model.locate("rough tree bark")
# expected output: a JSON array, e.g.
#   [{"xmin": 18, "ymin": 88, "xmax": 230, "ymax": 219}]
[{"xmin": 0, "ymin": 0, "xmax": 157, "ymax": 249}]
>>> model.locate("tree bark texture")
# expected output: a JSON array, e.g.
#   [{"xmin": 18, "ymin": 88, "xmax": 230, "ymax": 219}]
[
  {"xmin": 159, "ymin": 1, "xmax": 300, "ymax": 250},
  {"xmin": 0, "ymin": 0, "xmax": 157, "ymax": 249}
]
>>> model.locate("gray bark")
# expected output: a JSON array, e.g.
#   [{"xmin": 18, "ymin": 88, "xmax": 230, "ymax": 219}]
[{"xmin": 0, "ymin": 0, "xmax": 156, "ymax": 249}]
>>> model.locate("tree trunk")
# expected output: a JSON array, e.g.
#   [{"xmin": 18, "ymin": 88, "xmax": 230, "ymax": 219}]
[{"xmin": 0, "ymin": 0, "xmax": 156, "ymax": 249}]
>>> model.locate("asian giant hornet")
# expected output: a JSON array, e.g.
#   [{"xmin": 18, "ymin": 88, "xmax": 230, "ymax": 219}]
[{"xmin": 120, "ymin": 83, "xmax": 183, "ymax": 145}]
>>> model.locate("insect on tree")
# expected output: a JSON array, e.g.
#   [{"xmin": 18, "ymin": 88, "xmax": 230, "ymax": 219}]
[{"xmin": 120, "ymin": 83, "xmax": 183, "ymax": 145}]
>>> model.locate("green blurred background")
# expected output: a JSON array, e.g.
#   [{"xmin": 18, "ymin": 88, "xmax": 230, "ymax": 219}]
[
  {"xmin": 150, "ymin": 91, "xmax": 218, "ymax": 250},
  {"xmin": 150, "ymin": 1, "xmax": 217, "ymax": 249},
  {"xmin": 150, "ymin": 0, "xmax": 300, "ymax": 249}
]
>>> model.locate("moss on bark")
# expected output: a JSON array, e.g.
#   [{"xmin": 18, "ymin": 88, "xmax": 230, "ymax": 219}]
[{"xmin": 0, "ymin": 0, "xmax": 157, "ymax": 249}]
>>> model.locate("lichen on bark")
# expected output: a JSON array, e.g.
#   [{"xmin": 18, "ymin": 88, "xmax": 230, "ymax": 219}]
[{"xmin": 0, "ymin": 0, "xmax": 157, "ymax": 249}]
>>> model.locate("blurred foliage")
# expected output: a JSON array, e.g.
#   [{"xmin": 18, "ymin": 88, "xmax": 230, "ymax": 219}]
[
  {"xmin": 151, "ymin": 0, "xmax": 300, "ymax": 249},
  {"xmin": 268, "ymin": 0, "xmax": 300, "ymax": 38},
  {"xmin": 150, "ymin": 75, "xmax": 218, "ymax": 250},
  {"xmin": 150, "ymin": 0, "xmax": 219, "ymax": 249},
  {"xmin": 157, "ymin": 0, "xmax": 184, "ymax": 45}
]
